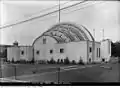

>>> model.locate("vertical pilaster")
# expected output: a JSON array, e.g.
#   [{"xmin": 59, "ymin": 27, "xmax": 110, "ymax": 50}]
[
  {"xmin": 86, "ymin": 40, "xmax": 89, "ymax": 63},
  {"xmin": 92, "ymin": 41, "xmax": 95, "ymax": 63}
]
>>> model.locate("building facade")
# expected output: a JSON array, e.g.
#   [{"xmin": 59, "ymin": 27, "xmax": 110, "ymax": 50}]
[
  {"xmin": 7, "ymin": 42, "xmax": 33, "ymax": 61},
  {"xmin": 33, "ymin": 22, "xmax": 101, "ymax": 63},
  {"xmin": 100, "ymin": 39, "xmax": 111, "ymax": 62},
  {"xmin": 6, "ymin": 22, "xmax": 111, "ymax": 63}
]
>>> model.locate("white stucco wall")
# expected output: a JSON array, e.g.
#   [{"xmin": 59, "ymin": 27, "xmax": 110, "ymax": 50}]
[
  {"xmin": 94, "ymin": 42, "xmax": 101, "ymax": 62},
  {"xmin": 33, "ymin": 35, "xmax": 103, "ymax": 63},
  {"xmin": 20, "ymin": 46, "xmax": 33, "ymax": 61},
  {"xmin": 33, "ymin": 36, "xmax": 57, "ymax": 61},
  {"xmin": 7, "ymin": 46, "xmax": 20, "ymax": 61},
  {"xmin": 66, "ymin": 41, "xmax": 87, "ymax": 62},
  {"xmin": 33, "ymin": 36, "xmax": 88, "ymax": 63},
  {"xmin": 100, "ymin": 39, "xmax": 111, "ymax": 62},
  {"xmin": 52, "ymin": 44, "xmax": 67, "ymax": 61}
]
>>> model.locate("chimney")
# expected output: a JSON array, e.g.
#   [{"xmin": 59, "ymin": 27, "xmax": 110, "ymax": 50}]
[{"xmin": 13, "ymin": 41, "xmax": 18, "ymax": 46}]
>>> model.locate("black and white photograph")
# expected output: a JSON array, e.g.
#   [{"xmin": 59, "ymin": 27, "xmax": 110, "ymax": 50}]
[{"xmin": 0, "ymin": 0, "xmax": 120, "ymax": 85}]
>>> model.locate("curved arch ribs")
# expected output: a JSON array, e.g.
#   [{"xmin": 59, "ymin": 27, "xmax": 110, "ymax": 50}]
[{"xmin": 33, "ymin": 23, "xmax": 94, "ymax": 45}]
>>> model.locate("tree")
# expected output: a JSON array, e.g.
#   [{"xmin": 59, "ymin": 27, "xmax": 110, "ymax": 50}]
[{"xmin": 111, "ymin": 41, "xmax": 120, "ymax": 57}]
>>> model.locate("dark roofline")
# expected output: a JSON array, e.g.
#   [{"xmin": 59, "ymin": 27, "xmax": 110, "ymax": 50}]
[
  {"xmin": 19, "ymin": 45, "xmax": 32, "ymax": 47},
  {"xmin": 101, "ymin": 39, "xmax": 111, "ymax": 42},
  {"xmin": 0, "ymin": 45, "xmax": 13, "ymax": 47}
]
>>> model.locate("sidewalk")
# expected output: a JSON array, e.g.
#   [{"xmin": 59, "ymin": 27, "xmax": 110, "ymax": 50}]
[{"xmin": 0, "ymin": 78, "xmax": 29, "ymax": 82}]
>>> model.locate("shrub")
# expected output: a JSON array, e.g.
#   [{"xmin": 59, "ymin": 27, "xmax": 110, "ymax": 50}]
[
  {"xmin": 57, "ymin": 59, "xmax": 60, "ymax": 64},
  {"xmin": 64, "ymin": 57, "xmax": 70, "ymax": 64},
  {"xmin": 32, "ymin": 58, "xmax": 35, "ymax": 63},
  {"xmin": 71, "ymin": 60, "xmax": 76, "ymax": 65},
  {"xmin": 12, "ymin": 58, "xmax": 14, "ymax": 63},
  {"xmin": 78, "ymin": 57, "xmax": 84, "ymax": 65},
  {"xmin": 47, "ymin": 60, "xmax": 50, "ymax": 64},
  {"xmin": 16, "ymin": 61, "xmax": 20, "ymax": 64},
  {"xmin": 38, "ymin": 60, "xmax": 47, "ymax": 64},
  {"xmin": 20, "ymin": 60, "xmax": 26, "ymax": 64},
  {"xmin": 49, "ymin": 57, "xmax": 56, "ymax": 64},
  {"xmin": 60, "ymin": 59, "xmax": 63, "ymax": 64}
]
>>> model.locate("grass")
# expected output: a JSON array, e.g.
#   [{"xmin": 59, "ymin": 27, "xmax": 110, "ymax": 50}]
[
  {"xmin": 0, "ymin": 62, "xmax": 119, "ymax": 83},
  {"xmin": 0, "ymin": 63, "xmax": 78, "ymax": 78}
]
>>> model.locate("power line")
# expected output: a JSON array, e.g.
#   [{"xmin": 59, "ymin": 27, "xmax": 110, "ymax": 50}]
[
  {"xmin": 0, "ymin": 0, "xmax": 87, "ymax": 29},
  {"xmin": 21, "ymin": 1, "xmax": 91, "ymax": 23},
  {"xmin": 0, "ymin": 0, "xmax": 72, "ymax": 29},
  {"xmin": 24, "ymin": 1, "xmax": 105, "ymax": 24},
  {"xmin": 0, "ymin": 0, "xmax": 105, "ymax": 30},
  {"xmin": 0, "ymin": 0, "xmax": 71, "ymax": 28},
  {"xmin": 25, "ymin": 0, "xmax": 71, "ymax": 18},
  {"xmin": 63, "ymin": 1, "xmax": 105, "ymax": 14},
  {"xmin": 29, "ymin": 1, "xmax": 94, "ymax": 22}
]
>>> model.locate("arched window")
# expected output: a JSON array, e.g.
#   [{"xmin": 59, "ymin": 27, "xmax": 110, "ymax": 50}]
[
  {"xmin": 89, "ymin": 47, "xmax": 92, "ymax": 52},
  {"xmin": 21, "ymin": 50, "xmax": 24, "ymax": 55},
  {"xmin": 43, "ymin": 38, "xmax": 46, "ymax": 44}
]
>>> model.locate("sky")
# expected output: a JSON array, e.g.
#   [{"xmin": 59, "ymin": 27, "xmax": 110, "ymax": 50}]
[{"xmin": 0, "ymin": 0, "xmax": 120, "ymax": 45}]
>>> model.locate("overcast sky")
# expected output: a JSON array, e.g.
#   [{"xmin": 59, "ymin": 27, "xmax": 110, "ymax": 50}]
[{"xmin": 0, "ymin": 0, "xmax": 120, "ymax": 45}]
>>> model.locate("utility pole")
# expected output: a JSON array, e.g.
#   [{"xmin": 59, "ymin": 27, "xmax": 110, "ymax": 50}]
[
  {"xmin": 102, "ymin": 29, "xmax": 104, "ymax": 40},
  {"xmin": 58, "ymin": 67, "xmax": 60, "ymax": 84},
  {"xmin": 59, "ymin": 0, "xmax": 61, "ymax": 23},
  {"xmin": 13, "ymin": 65, "xmax": 17, "ymax": 80},
  {"xmin": 93, "ymin": 29, "xmax": 95, "ymax": 41},
  {"xmin": 1, "ymin": 61, "xmax": 3, "ymax": 80}
]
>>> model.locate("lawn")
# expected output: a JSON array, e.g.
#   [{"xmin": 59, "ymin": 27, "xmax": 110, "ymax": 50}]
[
  {"xmin": 0, "ymin": 62, "xmax": 119, "ymax": 83},
  {"xmin": 18, "ymin": 63, "xmax": 120, "ymax": 83},
  {"xmin": 0, "ymin": 63, "xmax": 78, "ymax": 78}
]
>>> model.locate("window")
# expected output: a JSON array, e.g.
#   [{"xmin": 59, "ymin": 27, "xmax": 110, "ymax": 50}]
[
  {"xmin": 50, "ymin": 49, "xmax": 53, "ymax": 54},
  {"xmin": 60, "ymin": 48, "xmax": 64, "ymax": 53},
  {"xmin": 21, "ymin": 51, "xmax": 24, "ymax": 55},
  {"xmin": 89, "ymin": 47, "xmax": 92, "ymax": 52},
  {"xmin": 43, "ymin": 38, "xmax": 46, "ymax": 44},
  {"xmin": 99, "ymin": 48, "xmax": 100, "ymax": 57},
  {"xmin": 97, "ymin": 48, "xmax": 100, "ymax": 58},
  {"xmin": 97, "ymin": 48, "xmax": 98, "ymax": 57},
  {"xmin": 36, "ymin": 50, "xmax": 39, "ymax": 55}
]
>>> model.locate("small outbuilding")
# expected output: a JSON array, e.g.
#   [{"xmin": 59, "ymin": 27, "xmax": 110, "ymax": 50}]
[{"xmin": 7, "ymin": 41, "xmax": 33, "ymax": 62}]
